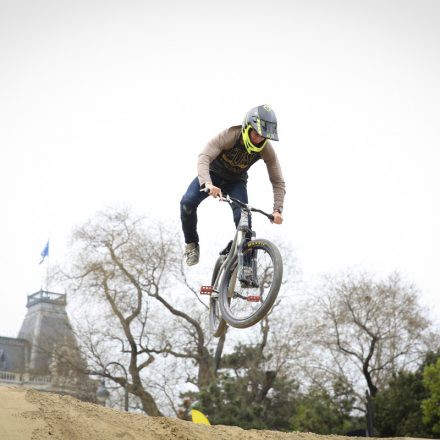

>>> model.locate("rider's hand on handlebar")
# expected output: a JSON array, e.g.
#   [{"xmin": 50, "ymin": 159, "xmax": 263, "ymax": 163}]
[
  {"xmin": 205, "ymin": 183, "xmax": 223, "ymax": 199},
  {"xmin": 272, "ymin": 211, "xmax": 283, "ymax": 225}
]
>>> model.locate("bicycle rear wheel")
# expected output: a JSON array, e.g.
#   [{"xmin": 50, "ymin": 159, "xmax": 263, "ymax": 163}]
[
  {"xmin": 209, "ymin": 256, "xmax": 228, "ymax": 337},
  {"xmin": 219, "ymin": 239, "xmax": 283, "ymax": 328}
]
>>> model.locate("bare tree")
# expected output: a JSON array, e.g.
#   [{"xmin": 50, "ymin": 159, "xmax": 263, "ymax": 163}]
[
  {"xmin": 64, "ymin": 207, "xmax": 225, "ymax": 415},
  {"xmin": 309, "ymin": 271, "xmax": 433, "ymax": 404}
]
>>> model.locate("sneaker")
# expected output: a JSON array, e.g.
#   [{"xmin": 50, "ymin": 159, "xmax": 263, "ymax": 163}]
[
  {"xmin": 238, "ymin": 266, "xmax": 258, "ymax": 288},
  {"xmin": 184, "ymin": 243, "xmax": 200, "ymax": 266}
]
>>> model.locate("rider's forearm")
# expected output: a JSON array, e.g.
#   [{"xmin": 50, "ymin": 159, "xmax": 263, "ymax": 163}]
[
  {"xmin": 262, "ymin": 144, "xmax": 286, "ymax": 212},
  {"xmin": 267, "ymin": 162, "xmax": 286, "ymax": 212},
  {"xmin": 198, "ymin": 154, "xmax": 212, "ymax": 187},
  {"xmin": 272, "ymin": 184, "xmax": 285, "ymax": 213}
]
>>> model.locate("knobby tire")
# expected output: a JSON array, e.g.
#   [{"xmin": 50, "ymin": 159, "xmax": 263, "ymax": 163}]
[
  {"xmin": 219, "ymin": 239, "xmax": 283, "ymax": 328},
  {"xmin": 209, "ymin": 256, "xmax": 228, "ymax": 337}
]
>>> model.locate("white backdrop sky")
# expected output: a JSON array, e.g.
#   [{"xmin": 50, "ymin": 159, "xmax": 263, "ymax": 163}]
[{"xmin": 1, "ymin": 0, "xmax": 439, "ymax": 336}]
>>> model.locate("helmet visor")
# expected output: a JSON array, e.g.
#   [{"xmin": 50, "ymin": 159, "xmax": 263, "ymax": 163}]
[{"xmin": 258, "ymin": 119, "xmax": 279, "ymax": 141}]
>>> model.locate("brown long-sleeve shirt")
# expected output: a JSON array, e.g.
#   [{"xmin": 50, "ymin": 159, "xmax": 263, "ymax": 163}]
[{"xmin": 197, "ymin": 125, "xmax": 286, "ymax": 213}]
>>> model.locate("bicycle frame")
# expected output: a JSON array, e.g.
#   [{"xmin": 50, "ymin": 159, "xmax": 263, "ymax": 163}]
[
  {"xmin": 202, "ymin": 193, "xmax": 282, "ymax": 333},
  {"xmin": 211, "ymin": 195, "xmax": 271, "ymax": 296}
]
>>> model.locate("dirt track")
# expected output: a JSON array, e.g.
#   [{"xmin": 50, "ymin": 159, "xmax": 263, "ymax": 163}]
[{"xmin": 0, "ymin": 386, "xmax": 424, "ymax": 440}]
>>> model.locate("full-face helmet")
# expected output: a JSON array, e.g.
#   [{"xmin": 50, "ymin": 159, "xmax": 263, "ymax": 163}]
[{"xmin": 242, "ymin": 104, "xmax": 279, "ymax": 154}]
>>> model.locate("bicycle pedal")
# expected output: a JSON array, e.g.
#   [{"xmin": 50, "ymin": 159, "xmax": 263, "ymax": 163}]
[
  {"xmin": 200, "ymin": 286, "xmax": 213, "ymax": 295},
  {"xmin": 247, "ymin": 295, "xmax": 261, "ymax": 302}
]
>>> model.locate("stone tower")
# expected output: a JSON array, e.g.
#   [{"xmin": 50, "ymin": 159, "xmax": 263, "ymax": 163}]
[
  {"xmin": 0, "ymin": 290, "xmax": 94, "ymax": 400},
  {"xmin": 18, "ymin": 290, "xmax": 84, "ymax": 375}
]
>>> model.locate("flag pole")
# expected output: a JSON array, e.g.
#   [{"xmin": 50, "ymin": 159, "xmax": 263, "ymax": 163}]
[
  {"xmin": 45, "ymin": 259, "xmax": 49, "ymax": 291},
  {"xmin": 39, "ymin": 240, "xmax": 50, "ymax": 291}
]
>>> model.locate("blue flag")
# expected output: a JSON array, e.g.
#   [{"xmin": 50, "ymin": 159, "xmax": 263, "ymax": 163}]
[{"xmin": 39, "ymin": 241, "xmax": 49, "ymax": 264}]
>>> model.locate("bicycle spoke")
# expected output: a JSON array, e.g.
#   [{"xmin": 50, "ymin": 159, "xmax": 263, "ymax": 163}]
[{"xmin": 226, "ymin": 247, "xmax": 275, "ymax": 321}]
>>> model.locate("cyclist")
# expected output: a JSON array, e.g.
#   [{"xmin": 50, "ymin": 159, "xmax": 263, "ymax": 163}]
[{"xmin": 180, "ymin": 104, "xmax": 286, "ymax": 267}]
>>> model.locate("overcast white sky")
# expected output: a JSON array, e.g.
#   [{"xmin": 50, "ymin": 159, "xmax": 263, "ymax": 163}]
[{"xmin": 1, "ymin": 0, "xmax": 439, "ymax": 336}]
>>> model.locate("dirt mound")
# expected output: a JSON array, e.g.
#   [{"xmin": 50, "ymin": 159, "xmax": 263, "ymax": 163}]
[{"xmin": 0, "ymin": 386, "xmax": 420, "ymax": 440}]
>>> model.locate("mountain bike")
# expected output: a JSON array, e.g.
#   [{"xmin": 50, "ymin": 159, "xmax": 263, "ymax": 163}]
[{"xmin": 200, "ymin": 194, "xmax": 283, "ymax": 337}]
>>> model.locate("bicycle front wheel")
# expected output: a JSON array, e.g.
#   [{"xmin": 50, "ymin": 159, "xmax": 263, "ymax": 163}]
[
  {"xmin": 209, "ymin": 256, "xmax": 228, "ymax": 337},
  {"xmin": 219, "ymin": 239, "xmax": 283, "ymax": 328}
]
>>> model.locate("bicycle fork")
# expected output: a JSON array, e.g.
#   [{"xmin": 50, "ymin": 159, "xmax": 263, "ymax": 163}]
[{"xmin": 237, "ymin": 211, "xmax": 259, "ymax": 288}]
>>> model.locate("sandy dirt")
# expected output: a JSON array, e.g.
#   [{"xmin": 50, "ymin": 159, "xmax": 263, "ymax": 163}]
[{"xmin": 0, "ymin": 386, "xmax": 426, "ymax": 440}]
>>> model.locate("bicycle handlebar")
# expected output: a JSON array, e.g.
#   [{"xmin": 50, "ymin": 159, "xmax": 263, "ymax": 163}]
[
  {"xmin": 200, "ymin": 188, "xmax": 274, "ymax": 221},
  {"xmin": 225, "ymin": 195, "xmax": 275, "ymax": 221}
]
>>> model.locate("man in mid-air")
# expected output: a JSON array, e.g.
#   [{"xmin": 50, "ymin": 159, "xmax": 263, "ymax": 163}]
[{"xmin": 180, "ymin": 104, "xmax": 286, "ymax": 267}]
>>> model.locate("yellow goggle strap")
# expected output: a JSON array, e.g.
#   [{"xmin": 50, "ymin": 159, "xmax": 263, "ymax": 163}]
[{"xmin": 242, "ymin": 124, "xmax": 267, "ymax": 154}]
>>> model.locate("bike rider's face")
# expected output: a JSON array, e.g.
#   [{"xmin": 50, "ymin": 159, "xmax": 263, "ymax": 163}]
[{"xmin": 249, "ymin": 128, "xmax": 265, "ymax": 145}]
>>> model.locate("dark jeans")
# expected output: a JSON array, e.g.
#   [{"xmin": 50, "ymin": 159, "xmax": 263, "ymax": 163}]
[{"xmin": 180, "ymin": 173, "xmax": 248, "ymax": 244}]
